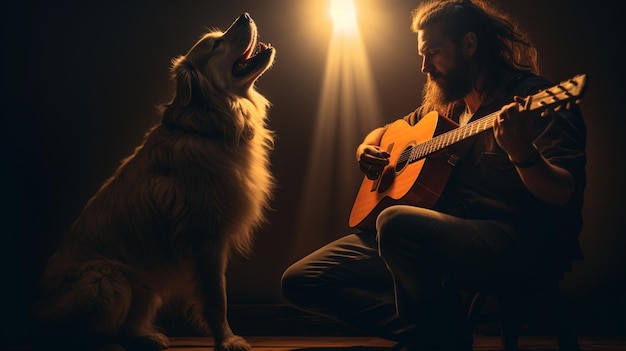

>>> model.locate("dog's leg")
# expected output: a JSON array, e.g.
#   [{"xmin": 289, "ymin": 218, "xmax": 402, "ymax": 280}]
[
  {"xmin": 34, "ymin": 255, "xmax": 136, "ymax": 349},
  {"xmin": 191, "ymin": 255, "xmax": 251, "ymax": 351},
  {"xmin": 121, "ymin": 283, "xmax": 169, "ymax": 350}
]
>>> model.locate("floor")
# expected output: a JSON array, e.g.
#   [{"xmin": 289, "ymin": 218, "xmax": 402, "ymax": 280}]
[
  {"xmin": 149, "ymin": 335, "xmax": 626, "ymax": 350},
  {"xmin": 6, "ymin": 304, "xmax": 625, "ymax": 351},
  {"xmin": 6, "ymin": 335, "xmax": 626, "ymax": 351}
]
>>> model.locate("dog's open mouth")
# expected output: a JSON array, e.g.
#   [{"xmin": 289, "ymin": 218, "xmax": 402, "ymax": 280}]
[{"xmin": 232, "ymin": 41, "xmax": 274, "ymax": 78}]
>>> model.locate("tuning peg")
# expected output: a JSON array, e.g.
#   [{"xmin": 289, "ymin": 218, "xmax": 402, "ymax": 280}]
[
  {"xmin": 553, "ymin": 105, "xmax": 562, "ymax": 112},
  {"xmin": 541, "ymin": 110, "xmax": 549, "ymax": 117}
]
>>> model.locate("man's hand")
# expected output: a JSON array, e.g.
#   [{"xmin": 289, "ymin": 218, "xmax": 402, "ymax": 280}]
[
  {"xmin": 357, "ymin": 144, "xmax": 390, "ymax": 179},
  {"xmin": 494, "ymin": 97, "xmax": 576, "ymax": 206},
  {"xmin": 493, "ymin": 98, "xmax": 536, "ymax": 163}
]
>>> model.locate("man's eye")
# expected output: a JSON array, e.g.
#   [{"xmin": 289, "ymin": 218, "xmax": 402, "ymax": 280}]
[{"xmin": 212, "ymin": 40, "xmax": 223, "ymax": 50}]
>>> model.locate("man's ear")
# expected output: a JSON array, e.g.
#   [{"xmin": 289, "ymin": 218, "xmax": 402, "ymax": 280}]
[{"xmin": 463, "ymin": 32, "xmax": 477, "ymax": 57}]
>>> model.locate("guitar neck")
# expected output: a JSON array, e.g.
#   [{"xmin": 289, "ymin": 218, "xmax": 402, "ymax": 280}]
[
  {"xmin": 407, "ymin": 73, "xmax": 588, "ymax": 164},
  {"xmin": 410, "ymin": 111, "xmax": 497, "ymax": 163}
]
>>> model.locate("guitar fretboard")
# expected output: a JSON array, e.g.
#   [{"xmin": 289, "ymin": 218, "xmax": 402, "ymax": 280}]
[
  {"xmin": 405, "ymin": 73, "xmax": 587, "ymax": 165},
  {"xmin": 409, "ymin": 111, "xmax": 498, "ymax": 163}
]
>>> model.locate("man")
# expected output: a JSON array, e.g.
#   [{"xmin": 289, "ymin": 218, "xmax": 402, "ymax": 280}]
[{"xmin": 281, "ymin": 0, "xmax": 586, "ymax": 350}]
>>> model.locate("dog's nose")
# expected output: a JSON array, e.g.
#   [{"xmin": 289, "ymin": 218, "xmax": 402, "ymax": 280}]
[{"xmin": 239, "ymin": 13, "xmax": 251, "ymax": 23}]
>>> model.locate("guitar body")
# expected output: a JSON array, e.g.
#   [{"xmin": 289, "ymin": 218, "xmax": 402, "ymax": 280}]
[{"xmin": 349, "ymin": 111, "xmax": 459, "ymax": 230}]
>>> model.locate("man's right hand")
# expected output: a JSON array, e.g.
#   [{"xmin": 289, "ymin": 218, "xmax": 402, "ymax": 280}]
[{"xmin": 357, "ymin": 144, "xmax": 390, "ymax": 179}]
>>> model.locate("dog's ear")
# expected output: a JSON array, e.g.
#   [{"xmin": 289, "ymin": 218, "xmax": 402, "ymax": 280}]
[{"xmin": 171, "ymin": 57, "xmax": 201, "ymax": 107}]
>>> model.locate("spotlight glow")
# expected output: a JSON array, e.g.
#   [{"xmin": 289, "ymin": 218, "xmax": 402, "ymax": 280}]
[
  {"xmin": 330, "ymin": 0, "xmax": 358, "ymax": 34},
  {"xmin": 292, "ymin": 0, "xmax": 384, "ymax": 257}
]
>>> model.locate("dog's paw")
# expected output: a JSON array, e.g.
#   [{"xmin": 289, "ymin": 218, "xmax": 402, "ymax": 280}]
[
  {"xmin": 146, "ymin": 332, "xmax": 170, "ymax": 349},
  {"xmin": 216, "ymin": 335, "xmax": 252, "ymax": 351}
]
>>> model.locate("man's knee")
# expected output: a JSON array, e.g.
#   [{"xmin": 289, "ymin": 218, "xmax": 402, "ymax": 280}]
[
  {"xmin": 377, "ymin": 206, "xmax": 413, "ymax": 252},
  {"xmin": 280, "ymin": 260, "xmax": 327, "ymax": 310},
  {"xmin": 280, "ymin": 264, "xmax": 304, "ymax": 304},
  {"xmin": 377, "ymin": 205, "xmax": 442, "ymax": 261}
]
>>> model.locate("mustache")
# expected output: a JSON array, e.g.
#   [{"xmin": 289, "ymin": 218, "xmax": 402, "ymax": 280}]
[{"xmin": 428, "ymin": 72, "xmax": 444, "ymax": 80}]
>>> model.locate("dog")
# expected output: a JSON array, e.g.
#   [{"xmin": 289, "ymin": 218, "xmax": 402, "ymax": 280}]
[{"xmin": 32, "ymin": 12, "xmax": 275, "ymax": 351}]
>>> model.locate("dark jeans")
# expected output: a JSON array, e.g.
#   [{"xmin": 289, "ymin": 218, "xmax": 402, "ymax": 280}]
[{"xmin": 281, "ymin": 205, "xmax": 523, "ymax": 346}]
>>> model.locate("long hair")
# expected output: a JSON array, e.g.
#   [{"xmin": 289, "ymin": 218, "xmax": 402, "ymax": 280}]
[{"xmin": 412, "ymin": 0, "xmax": 539, "ymax": 112}]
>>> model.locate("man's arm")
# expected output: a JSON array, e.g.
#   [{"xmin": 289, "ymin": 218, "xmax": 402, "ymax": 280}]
[{"xmin": 494, "ymin": 101, "xmax": 575, "ymax": 206}]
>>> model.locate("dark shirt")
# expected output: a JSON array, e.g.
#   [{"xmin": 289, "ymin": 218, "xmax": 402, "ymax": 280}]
[{"xmin": 402, "ymin": 72, "xmax": 587, "ymax": 270}]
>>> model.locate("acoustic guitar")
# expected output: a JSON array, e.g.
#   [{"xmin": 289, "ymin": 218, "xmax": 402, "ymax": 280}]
[{"xmin": 349, "ymin": 74, "xmax": 588, "ymax": 230}]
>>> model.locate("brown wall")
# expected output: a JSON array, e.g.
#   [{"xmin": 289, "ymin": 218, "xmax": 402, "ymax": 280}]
[{"xmin": 3, "ymin": 0, "xmax": 624, "ymax": 345}]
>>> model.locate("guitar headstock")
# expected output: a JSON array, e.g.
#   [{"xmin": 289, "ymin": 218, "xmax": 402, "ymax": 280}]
[{"xmin": 522, "ymin": 74, "xmax": 588, "ymax": 117}]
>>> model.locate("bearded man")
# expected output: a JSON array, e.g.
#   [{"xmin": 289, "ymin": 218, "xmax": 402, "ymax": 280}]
[{"xmin": 281, "ymin": 1, "xmax": 586, "ymax": 350}]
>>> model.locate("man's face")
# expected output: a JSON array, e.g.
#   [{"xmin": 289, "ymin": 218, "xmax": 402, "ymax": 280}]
[{"xmin": 418, "ymin": 23, "xmax": 472, "ymax": 105}]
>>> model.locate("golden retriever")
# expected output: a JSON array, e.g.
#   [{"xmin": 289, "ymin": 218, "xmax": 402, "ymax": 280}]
[{"xmin": 32, "ymin": 12, "xmax": 275, "ymax": 351}]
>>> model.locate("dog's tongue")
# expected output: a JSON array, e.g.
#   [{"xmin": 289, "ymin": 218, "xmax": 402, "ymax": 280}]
[
  {"xmin": 245, "ymin": 42, "xmax": 271, "ymax": 62},
  {"xmin": 232, "ymin": 41, "xmax": 273, "ymax": 77},
  {"xmin": 250, "ymin": 42, "xmax": 272, "ymax": 60}
]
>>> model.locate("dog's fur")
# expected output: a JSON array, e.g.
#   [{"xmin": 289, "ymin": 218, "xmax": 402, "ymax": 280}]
[{"xmin": 32, "ymin": 13, "xmax": 275, "ymax": 351}]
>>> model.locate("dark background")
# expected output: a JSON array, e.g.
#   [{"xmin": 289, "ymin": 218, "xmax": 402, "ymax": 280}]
[{"xmin": 3, "ymin": 0, "xmax": 625, "ymax": 346}]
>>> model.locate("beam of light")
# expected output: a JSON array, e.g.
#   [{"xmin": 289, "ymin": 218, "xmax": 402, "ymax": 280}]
[
  {"xmin": 330, "ymin": 0, "xmax": 358, "ymax": 35},
  {"xmin": 292, "ymin": 0, "xmax": 384, "ymax": 258}
]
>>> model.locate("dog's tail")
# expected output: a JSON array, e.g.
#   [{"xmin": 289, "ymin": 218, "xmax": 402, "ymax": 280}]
[{"xmin": 31, "ymin": 252, "xmax": 134, "ymax": 348}]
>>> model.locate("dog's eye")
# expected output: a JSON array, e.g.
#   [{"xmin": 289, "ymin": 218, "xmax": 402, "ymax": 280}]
[{"xmin": 212, "ymin": 39, "xmax": 223, "ymax": 51}]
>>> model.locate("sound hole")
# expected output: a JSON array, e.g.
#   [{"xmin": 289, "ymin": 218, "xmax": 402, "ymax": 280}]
[{"xmin": 395, "ymin": 145, "xmax": 413, "ymax": 172}]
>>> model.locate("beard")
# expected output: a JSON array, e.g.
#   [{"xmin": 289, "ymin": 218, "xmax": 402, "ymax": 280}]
[{"xmin": 421, "ymin": 53, "xmax": 472, "ymax": 113}]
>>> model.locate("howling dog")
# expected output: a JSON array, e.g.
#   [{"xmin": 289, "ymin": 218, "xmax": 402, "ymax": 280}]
[{"xmin": 33, "ymin": 12, "xmax": 276, "ymax": 351}]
